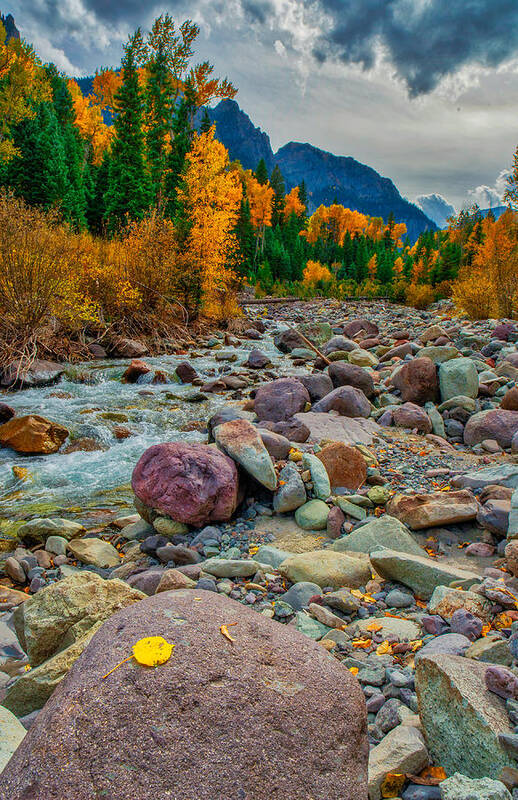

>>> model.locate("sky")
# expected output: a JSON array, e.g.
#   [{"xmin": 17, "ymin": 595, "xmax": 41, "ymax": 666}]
[{"xmin": 9, "ymin": 0, "xmax": 518, "ymax": 214}]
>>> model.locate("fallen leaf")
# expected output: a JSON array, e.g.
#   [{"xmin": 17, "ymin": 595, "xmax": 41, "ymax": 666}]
[
  {"xmin": 349, "ymin": 667, "xmax": 359, "ymax": 675},
  {"xmin": 132, "ymin": 636, "xmax": 174, "ymax": 667},
  {"xmin": 352, "ymin": 638, "xmax": 373, "ymax": 649},
  {"xmin": 407, "ymin": 765, "xmax": 447, "ymax": 785},
  {"xmin": 220, "ymin": 623, "xmax": 238, "ymax": 643},
  {"xmin": 376, "ymin": 640, "xmax": 393, "ymax": 656},
  {"xmin": 381, "ymin": 772, "xmax": 406, "ymax": 797},
  {"xmin": 367, "ymin": 622, "xmax": 383, "ymax": 632}
]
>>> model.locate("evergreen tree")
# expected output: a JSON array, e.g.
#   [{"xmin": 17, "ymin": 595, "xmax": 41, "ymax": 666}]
[
  {"xmin": 164, "ymin": 80, "xmax": 196, "ymax": 218},
  {"xmin": 255, "ymin": 158, "xmax": 268, "ymax": 185},
  {"xmin": 145, "ymin": 40, "xmax": 174, "ymax": 208},
  {"xmin": 234, "ymin": 198, "xmax": 255, "ymax": 277},
  {"xmin": 270, "ymin": 164, "xmax": 285, "ymax": 227},
  {"xmin": 104, "ymin": 31, "xmax": 151, "ymax": 231},
  {"xmin": 200, "ymin": 108, "xmax": 212, "ymax": 133},
  {"xmin": 298, "ymin": 179, "xmax": 308, "ymax": 209}
]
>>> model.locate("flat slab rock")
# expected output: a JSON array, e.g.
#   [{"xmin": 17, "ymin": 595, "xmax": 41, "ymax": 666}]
[
  {"xmin": 293, "ymin": 412, "xmax": 380, "ymax": 445},
  {"xmin": 370, "ymin": 548, "xmax": 479, "ymax": 600},
  {"xmin": 0, "ymin": 590, "xmax": 369, "ymax": 800}
]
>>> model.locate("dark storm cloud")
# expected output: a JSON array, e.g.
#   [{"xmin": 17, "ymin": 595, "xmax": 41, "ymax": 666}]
[{"xmin": 312, "ymin": 0, "xmax": 518, "ymax": 96}]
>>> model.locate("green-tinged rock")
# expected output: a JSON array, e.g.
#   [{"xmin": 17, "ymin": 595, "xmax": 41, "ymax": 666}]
[
  {"xmin": 298, "ymin": 321, "xmax": 333, "ymax": 346},
  {"xmin": 201, "ymin": 558, "xmax": 260, "ymax": 578},
  {"xmin": 67, "ymin": 538, "xmax": 120, "ymax": 568},
  {"xmin": 366, "ymin": 486, "xmax": 390, "ymax": 505},
  {"xmin": 438, "ymin": 395, "xmax": 478, "ymax": 413},
  {"xmin": 465, "ymin": 635, "xmax": 513, "ymax": 666},
  {"xmin": 3, "ymin": 622, "xmax": 103, "ymax": 717},
  {"xmin": 12, "ymin": 572, "xmax": 145, "ymax": 667},
  {"xmin": 330, "ymin": 515, "xmax": 423, "ymax": 557},
  {"xmin": 278, "ymin": 550, "xmax": 371, "ymax": 590},
  {"xmin": 368, "ymin": 723, "xmax": 428, "ymax": 800},
  {"xmin": 152, "ymin": 518, "xmax": 189, "ymax": 537},
  {"xmin": 439, "ymin": 358, "xmax": 479, "ymax": 402},
  {"xmin": 294, "ymin": 611, "xmax": 332, "ymax": 640},
  {"xmin": 0, "ymin": 706, "xmax": 26, "ymax": 773},
  {"xmin": 302, "ymin": 454, "xmax": 331, "ymax": 500},
  {"xmin": 349, "ymin": 349, "xmax": 377, "ymax": 367},
  {"xmin": 334, "ymin": 496, "xmax": 367, "ymax": 521},
  {"xmin": 440, "ymin": 772, "xmax": 512, "ymax": 799},
  {"xmin": 428, "ymin": 585, "xmax": 492, "ymax": 622},
  {"xmin": 273, "ymin": 463, "xmax": 307, "ymax": 513},
  {"xmin": 425, "ymin": 402, "xmax": 446, "ymax": 437},
  {"xmin": 214, "ymin": 418, "xmax": 277, "ymax": 491},
  {"xmin": 416, "ymin": 345, "xmax": 460, "ymax": 364},
  {"xmin": 17, "ymin": 517, "xmax": 84, "ymax": 545},
  {"xmin": 452, "ymin": 465, "xmax": 518, "ymax": 490},
  {"xmin": 294, "ymin": 500, "xmax": 330, "ymax": 530},
  {"xmin": 415, "ymin": 654, "xmax": 516, "ymax": 779},
  {"xmin": 348, "ymin": 615, "xmax": 421, "ymax": 641},
  {"xmin": 370, "ymin": 548, "xmax": 479, "ymax": 600},
  {"xmin": 45, "ymin": 535, "xmax": 67, "ymax": 556},
  {"xmin": 255, "ymin": 545, "xmax": 293, "ymax": 570}
]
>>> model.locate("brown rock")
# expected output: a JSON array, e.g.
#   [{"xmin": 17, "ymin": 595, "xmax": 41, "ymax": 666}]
[
  {"xmin": 327, "ymin": 506, "xmax": 346, "ymax": 539},
  {"xmin": 0, "ymin": 590, "xmax": 369, "ymax": 800},
  {"xmin": 419, "ymin": 324, "xmax": 448, "ymax": 344},
  {"xmin": 0, "ymin": 359, "xmax": 63, "ymax": 389},
  {"xmin": 506, "ymin": 540, "xmax": 518, "ymax": 577},
  {"xmin": 0, "ymin": 585, "xmax": 28, "ymax": 610},
  {"xmin": 254, "ymin": 378, "xmax": 310, "ymax": 422},
  {"xmin": 109, "ymin": 338, "xmax": 148, "ymax": 358},
  {"xmin": 0, "ymin": 402, "xmax": 15, "ymax": 423},
  {"xmin": 464, "ymin": 409, "xmax": 518, "ymax": 449},
  {"xmin": 258, "ymin": 429, "xmax": 291, "ymax": 460},
  {"xmin": 155, "ymin": 568, "xmax": 196, "ymax": 592},
  {"xmin": 0, "ymin": 415, "xmax": 68, "ymax": 455},
  {"xmin": 391, "ymin": 357, "xmax": 439, "ymax": 405},
  {"xmin": 174, "ymin": 361, "xmax": 198, "ymax": 383},
  {"xmin": 392, "ymin": 403, "xmax": 432, "ymax": 433},
  {"xmin": 297, "ymin": 373, "xmax": 334, "ymax": 402},
  {"xmin": 343, "ymin": 318, "xmax": 379, "ymax": 338},
  {"xmin": 501, "ymin": 388, "xmax": 518, "ymax": 411},
  {"xmin": 122, "ymin": 359, "xmax": 150, "ymax": 383},
  {"xmin": 316, "ymin": 442, "xmax": 367, "ymax": 491},
  {"xmin": 313, "ymin": 385, "xmax": 371, "ymax": 418},
  {"xmin": 386, "ymin": 489, "xmax": 479, "ymax": 530},
  {"xmin": 328, "ymin": 362, "xmax": 375, "ymax": 398}
]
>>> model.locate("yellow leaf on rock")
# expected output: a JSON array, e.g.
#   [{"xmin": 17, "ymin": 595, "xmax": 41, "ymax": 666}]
[
  {"xmin": 132, "ymin": 636, "xmax": 174, "ymax": 667},
  {"xmin": 381, "ymin": 772, "xmax": 406, "ymax": 797},
  {"xmin": 376, "ymin": 640, "xmax": 393, "ymax": 656},
  {"xmin": 367, "ymin": 622, "xmax": 383, "ymax": 632},
  {"xmin": 349, "ymin": 667, "xmax": 359, "ymax": 675}
]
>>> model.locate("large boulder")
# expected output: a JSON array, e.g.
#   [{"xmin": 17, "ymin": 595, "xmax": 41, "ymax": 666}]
[
  {"xmin": 415, "ymin": 654, "xmax": 516, "ymax": 779},
  {"xmin": 0, "ymin": 706, "xmax": 26, "ymax": 773},
  {"xmin": 327, "ymin": 362, "xmax": 375, "ymax": 398},
  {"xmin": 214, "ymin": 418, "xmax": 277, "ymax": 490},
  {"xmin": 312, "ymin": 385, "xmax": 371, "ymax": 417},
  {"xmin": 368, "ymin": 723, "xmax": 428, "ymax": 800},
  {"xmin": 386, "ymin": 489, "xmax": 479, "ymax": 530},
  {"xmin": 343, "ymin": 318, "xmax": 379, "ymax": 339},
  {"xmin": 392, "ymin": 402, "xmax": 432, "ymax": 433},
  {"xmin": 294, "ymin": 412, "xmax": 379, "ymax": 445},
  {"xmin": 392, "ymin": 357, "xmax": 439, "ymax": 405},
  {"xmin": 0, "ymin": 590, "xmax": 369, "ymax": 800},
  {"xmin": 0, "ymin": 415, "xmax": 68, "ymax": 455},
  {"xmin": 254, "ymin": 378, "xmax": 310, "ymax": 422},
  {"xmin": 132, "ymin": 442, "xmax": 239, "ymax": 527},
  {"xmin": 297, "ymin": 373, "xmax": 334, "ymax": 403},
  {"xmin": 330, "ymin": 515, "xmax": 423, "ymax": 557},
  {"xmin": 316, "ymin": 442, "xmax": 367, "ymax": 491},
  {"xmin": 12, "ymin": 571, "xmax": 145, "ymax": 667},
  {"xmin": 464, "ymin": 409, "xmax": 518, "ymax": 449},
  {"xmin": 439, "ymin": 357, "xmax": 479, "ymax": 402},
  {"xmin": 278, "ymin": 550, "xmax": 371, "ymax": 589},
  {"xmin": 0, "ymin": 359, "xmax": 63, "ymax": 389},
  {"xmin": 370, "ymin": 549, "xmax": 479, "ymax": 600}
]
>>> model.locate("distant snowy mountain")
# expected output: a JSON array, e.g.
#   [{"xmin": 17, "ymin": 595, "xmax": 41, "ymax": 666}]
[{"xmin": 415, "ymin": 193, "xmax": 456, "ymax": 229}]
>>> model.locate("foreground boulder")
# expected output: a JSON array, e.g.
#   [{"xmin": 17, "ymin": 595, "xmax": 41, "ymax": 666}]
[
  {"xmin": 386, "ymin": 489, "xmax": 478, "ymax": 530},
  {"xmin": 0, "ymin": 415, "xmax": 68, "ymax": 455},
  {"xmin": 415, "ymin": 654, "xmax": 516, "ymax": 779},
  {"xmin": 0, "ymin": 590, "xmax": 369, "ymax": 800},
  {"xmin": 214, "ymin": 418, "xmax": 277, "ymax": 490},
  {"xmin": 370, "ymin": 549, "xmax": 479, "ymax": 600},
  {"xmin": 254, "ymin": 377, "xmax": 310, "ymax": 422},
  {"xmin": 316, "ymin": 442, "xmax": 367, "ymax": 491},
  {"xmin": 464, "ymin": 409, "xmax": 518, "ymax": 449},
  {"xmin": 391, "ymin": 357, "xmax": 439, "ymax": 405},
  {"xmin": 132, "ymin": 442, "xmax": 239, "ymax": 527},
  {"xmin": 0, "ymin": 359, "xmax": 63, "ymax": 389},
  {"xmin": 278, "ymin": 550, "xmax": 371, "ymax": 589}
]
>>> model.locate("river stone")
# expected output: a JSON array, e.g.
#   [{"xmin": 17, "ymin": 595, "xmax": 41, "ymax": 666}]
[
  {"xmin": 392, "ymin": 357, "xmax": 439, "ymax": 405},
  {"xmin": 368, "ymin": 723, "xmax": 428, "ymax": 800},
  {"xmin": 370, "ymin": 549, "xmax": 479, "ymax": 600},
  {"xmin": 297, "ymin": 373, "xmax": 334, "ymax": 402},
  {"xmin": 3, "ymin": 621, "xmax": 103, "ymax": 717},
  {"xmin": 280, "ymin": 582, "xmax": 322, "ymax": 610},
  {"xmin": 0, "ymin": 706, "xmax": 26, "ymax": 773},
  {"xmin": 330, "ymin": 515, "xmax": 423, "ymax": 556},
  {"xmin": 132, "ymin": 442, "xmax": 239, "ymax": 527},
  {"xmin": 350, "ymin": 616, "xmax": 421, "ymax": 641},
  {"xmin": 294, "ymin": 412, "xmax": 379, "ymax": 445},
  {"xmin": 255, "ymin": 545, "xmax": 293, "ymax": 569},
  {"xmin": 201, "ymin": 558, "xmax": 260, "ymax": 578},
  {"xmin": 428, "ymin": 586, "xmax": 492, "ymax": 622},
  {"xmin": 294, "ymin": 499, "xmax": 330, "ymax": 530},
  {"xmin": 464, "ymin": 409, "xmax": 518, "ymax": 449},
  {"xmin": 440, "ymin": 773, "xmax": 512, "ymax": 800},
  {"xmin": 273, "ymin": 463, "xmax": 307, "ymax": 513},
  {"xmin": 12, "ymin": 571, "xmax": 145, "ymax": 667},
  {"xmin": 415, "ymin": 346, "xmax": 459, "ymax": 364},
  {"xmin": 0, "ymin": 590, "xmax": 368, "ymax": 800},
  {"xmin": 477, "ymin": 498, "xmax": 510, "ymax": 537},
  {"xmin": 258, "ymin": 429, "xmax": 291, "ymax": 460},
  {"xmin": 386, "ymin": 490, "xmax": 478, "ymax": 530},
  {"xmin": 0, "ymin": 359, "xmax": 63, "ymax": 389},
  {"xmin": 316, "ymin": 441, "xmax": 367, "ymax": 491},
  {"xmin": 278, "ymin": 550, "xmax": 371, "ymax": 589},
  {"xmin": 327, "ymin": 362, "xmax": 375, "ymax": 398},
  {"xmin": 295, "ymin": 611, "xmax": 332, "ymax": 640},
  {"xmin": 415, "ymin": 654, "xmax": 516, "ymax": 779},
  {"xmin": 452, "ymin": 464, "xmax": 518, "ymax": 490},
  {"xmin": 67, "ymin": 538, "xmax": 120, "ymax": 568},
  {"xmin": 392, "ymin": 403, "xmax": 433, "ymax": 433},
  {"xmin": 0, "ymin": 415, "xmax": 68, "ymax": 455},
  {"xmin": 312, "ymin": 385, "xmax": 371, "ymax": 417},
  {"xmin": 302, "ymin": 453, "xmax": 331, "ymax": 499},
  {"xmin": 45, "ymin": 535, "xmax": 67, "ymax": 556},
  {"xmin": 214, "ymin": 418, "xmax": 277, "ymax": 490},
  {"xmin": 254, "ymin": 377, "xmax": 310, "ymax": 423},
  {"xmin": 466, "ymin": 635, "xmax": 513, "ymax": 666},
  {"xmin": 16, "ymin": 517, "xmax": 85, "ymax": 545},
  {"xmin": 439, "ymin": 358, "xmax": 479, "ymax": 402}
]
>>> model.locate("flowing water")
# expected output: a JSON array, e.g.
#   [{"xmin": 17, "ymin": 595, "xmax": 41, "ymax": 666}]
[{"xmin": 0, "ymin": 331, "xmax": 294, "ymax": 530}]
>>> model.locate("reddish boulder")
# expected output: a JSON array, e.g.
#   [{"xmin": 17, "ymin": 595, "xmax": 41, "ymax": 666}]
[
  {"xmin": 132, "ymin": 442, "xmax": 239, "ymax": 527},
  {"xmin": 122, "ymin": 359, "xmax": 150, "ymax": 383},
  {"xmin": 386, "ymin": 489, "xmax": 478, "ymax": 530},
  {"xmin": 316, "ymin": 442, "xmax": 367, "ymax": 490},
  {"xmin": 254, "ymin": 378, "xmax": 310, "ymax": 422},
  {"xmin": 379, "ymin": 343, "xmax": 417, "ymax": 362},
  {"xmin": 0, "ymin": 591, "xmax": 368, "ymax": 800},
  {"xmin": 0, "ymin": 402, "xmax": 15, "ymax": 424},
  {"xmin": 328, "ymin": 362, "xmax": 375, "ymax": 398},
  {"xmin": 501, "ymin": 388, "xmax": 518, "ymax": 411},
  {"xmin": 258, "ymin": 429, "xmax": 291, "ymax": 460},
  {"xmin": 464, "ymin": 409, "xmax": 518, "ymax": 449},
  {"xmin": 260, "ymin": 417, "xmax": 310, "ymax": 442},
  {"xmin": 0, "ymin": 359, "xmax": 63, "ymax": 388},
  {"xmin": 505, "ymin": 540, "xmax": 518, "ymax": 577},
  {"xmin": 343, "ymin": 318, "xmax": 379, "ymax": 338},
  {"xmin": 392, "ymin": 403, "xmax": 432, "ymax": 433},
  {"xmin": 493, "ymin": 323, "xmax": 516, "ymax": 341},
  {"xmin": 174, "ymin": 361, "xmax": 198, "ymax": 383},
  {"xmin": 298, "ymin": 373, "xmax": 334, "ymax": 402},
  {"xmin": 0, "ymin": 415, "xmax": 68, "ymax": 455},
  {"xmin": 109, "ymin": 338, "xmax": 148, "ymax": 359},
  {"xmin": 313, "ymin": 385, "xmax": 371, "ymax": 418},
  {"xmin": 391, "ymin": 357, "xmax": 439, "ymax": 405}
]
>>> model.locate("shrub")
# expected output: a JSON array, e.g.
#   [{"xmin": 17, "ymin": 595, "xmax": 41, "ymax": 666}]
[{"xmin": 405, "ymin": 283, "xmax": 435, "ymax": 309}]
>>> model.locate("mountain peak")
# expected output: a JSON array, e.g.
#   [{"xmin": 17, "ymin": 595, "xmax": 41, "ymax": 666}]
[
  {"xmin": 208, "ymin": 99, "xmax": 275, "ymax": 173},
  {"xmin": 1, "ymin": 11, "xmax": 20, "ymax": 40}
]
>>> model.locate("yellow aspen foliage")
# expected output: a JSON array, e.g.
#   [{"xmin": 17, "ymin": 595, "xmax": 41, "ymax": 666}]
[
  {"xmin": 68, "ymin": 79, "xmax": 113, "ymax": 164},
  {"xmin": 303, "ymin": 260, "xmax": 333, "ymax": 284},
  {"xmin": 367, "ymin": 254, "xmax": 378, "ymax": 280},
  {"xmin": 176, "ymin": 127, "xmax": 242, "ymax": 320},
  {"xmin": 283, "ymin": 186, "xmax": 305, "ymax": 220},
  {"xmin": 393, "ymin": 256, "xmax": 404, "ymax": 276},
  {"xmin": 302, "ymin": 205, "xmax": 370, "ymax": 246}
]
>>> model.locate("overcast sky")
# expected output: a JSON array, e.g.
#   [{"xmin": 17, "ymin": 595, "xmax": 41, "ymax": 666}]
[{"xmin": 10, "ymin": 0, "xmax": 518, "ymax": 211}]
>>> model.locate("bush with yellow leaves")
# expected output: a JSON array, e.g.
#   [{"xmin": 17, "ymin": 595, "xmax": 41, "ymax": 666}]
[{"xmin": 405, "ymin": 283, "xmax": 435, "ymax": 310}]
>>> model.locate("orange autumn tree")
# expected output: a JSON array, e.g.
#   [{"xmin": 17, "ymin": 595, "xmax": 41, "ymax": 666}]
[
  {"xmin": 303, "ymin": 260, "xmax": 332, "ymax": 284},
  {"xmin": 302, "ymin": 205, "xmax": 369, "ymax": 246},
  {"xmin": 67, "ymin": 79, "xmax": 113, "ymax": 164},
  {"xmin": 245, "ymin": 171, "xmax": 274, "ymax": 258},
  {"xmin": 176, "ymin": 126, "xmax": 242, "ymax": 319},
  {"xmin": 283, "ymin": 186, "xmax": 305, "ymax": 220},
  {"xmin": 367, "ymin": 254, "xmax": 378, "ymax": 281}
]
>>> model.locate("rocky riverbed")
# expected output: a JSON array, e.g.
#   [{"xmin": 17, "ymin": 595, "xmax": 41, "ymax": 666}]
[{"xmin": 2, "ymin": 298, "xmax": 518, "ymax": 798}]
